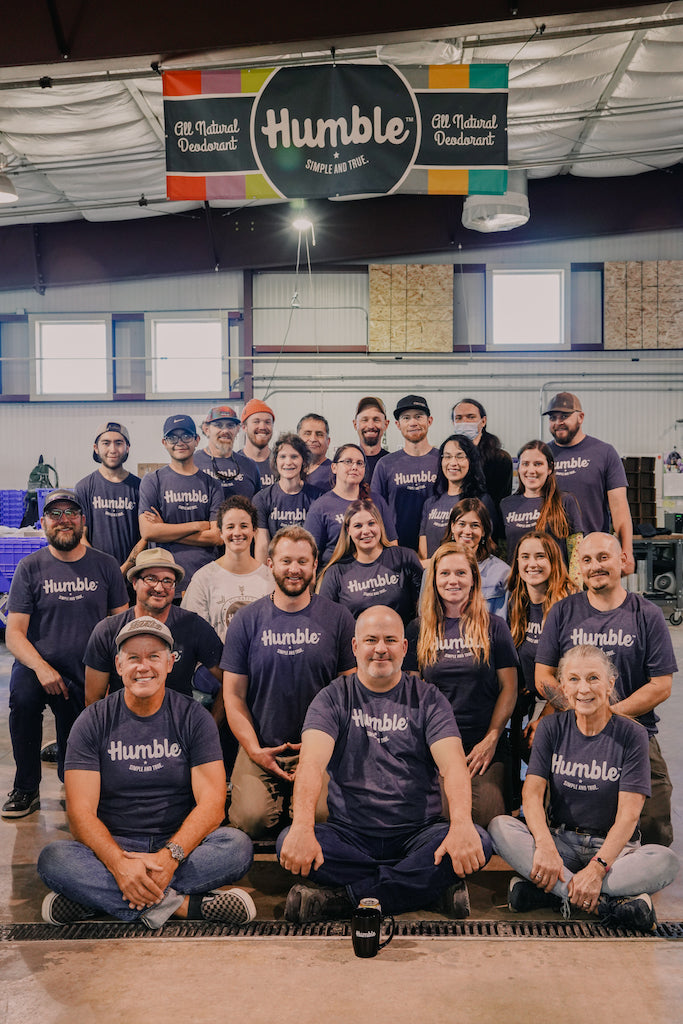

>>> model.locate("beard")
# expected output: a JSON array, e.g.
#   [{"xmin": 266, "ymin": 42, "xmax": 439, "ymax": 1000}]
[
  {"xmin": 46, "ymin": 522, "xmax": 83, "ymax": 551},
  {"xmin": 359, "ymin": 427, "xmax": 381, "ymax": 447},
  {"xmin": 272, "ymin": 566, "xmax": 315, "ymax": 598},
  {"xmin": 550, "ymin": 421, "xmax": 581, "ymax": 445}
]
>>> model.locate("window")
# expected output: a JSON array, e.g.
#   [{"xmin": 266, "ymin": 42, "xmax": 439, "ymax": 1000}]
[
  {"xmin": 145, "ymin": 312, "xmax": 237, "ymax": 398},
  {"xmin": 30, "ymin": 316, "xmax": 112, "ymax": 399},
  {"xmin": 486, "ymin": 268, "xmax": 568, "ymax": 351}
]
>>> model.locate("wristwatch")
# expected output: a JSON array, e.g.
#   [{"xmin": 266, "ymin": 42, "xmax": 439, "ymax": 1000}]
[{"xmin": 164, "ymin": 841, "xmax": 186, "ymax": 864}]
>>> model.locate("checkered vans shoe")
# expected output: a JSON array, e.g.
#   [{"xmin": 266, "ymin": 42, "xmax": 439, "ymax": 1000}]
[
  {"xmin": 41, "ymin": 891, "xmax": 95, "ymax": 925},
  {"xmin": 200, "ymin": 888, "xmax": 256, "ymax": 925}
]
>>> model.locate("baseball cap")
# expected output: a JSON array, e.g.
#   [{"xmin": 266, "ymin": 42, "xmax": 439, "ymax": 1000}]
[
  {"xmin": 93, "ymin": 421, "xmax": 131, "ymax": 464},
  {"xmin": 355, "ymin": 396, "xmax": 387, "ymax": 418},
  {"xmin": 126, "ymin": 547, "xmax": 185, "ymax": 584},
  {"xmin": 542, "ymin": 392, "xmax": 583, "ymax": 416},
  {"xmin": 163, "ymin": 414, "xmax": 197, "ymax": 438},
  {"xmin": 241, "ymin": 399, "xmax": 275, "ymax": 424},
  {"xmin": 115, "ymin": 615, "xmax": 174, "ymax": 651},
  {"xmin": 42, "ymin": 489, "xmax": 84, "ymax": 514},
  {"xmin": 94, "ymin": 421, "xmax": 130, "ymax": 445},
  {"xmin": 204, "ymin": 405, "xmax": 240, "ymax": 425},
  {"xmin": 393, "ymin": 394, "xmax": 431, "ymax": 419}
]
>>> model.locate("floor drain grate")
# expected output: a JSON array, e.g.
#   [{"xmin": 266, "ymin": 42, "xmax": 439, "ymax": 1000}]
[{"xmin": 3, "ymin": 919, "xmax": 683, "ymax": 941}]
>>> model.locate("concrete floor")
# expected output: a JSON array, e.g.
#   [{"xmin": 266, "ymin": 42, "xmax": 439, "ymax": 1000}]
[{"xmin": 2, "ymin": 629, "xmax": 683, "ymax": 1023}]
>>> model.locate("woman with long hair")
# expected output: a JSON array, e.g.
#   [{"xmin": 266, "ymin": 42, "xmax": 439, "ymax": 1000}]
[
  {"xmin": 507, "ymin": 530, "xmax": 579, "ymax": 704},
  {"xmin": 253, "ymin": 432, "xmax": 323, "ymax": 564},
  {"xmin": 444, "ymin": 498, "xmax": 510, "ymax": 618},
  {"xmin": 305, "ymin": 443, "xmax": 397, "ymax": 565},
  {"xmin": 418, "ymin": 434, "xmax": 494, "ymax": 562},
  {"xmin": 489, "ymin": 645, "xmax": 679, "ymax": 931},
  {"xmin": 506, "ymin": 531, "xmax": 579, "ymax": 808},
  {"xmin": 317, "ymin": 498, "xmax": 422, "ymax": 623},
  {"xmin": 406, "ymin": 542, "xmax": 518, "ymax": 827},
  {"xmin": 500, "ymin": 440, "xmax": 583, "ymax": 571}
]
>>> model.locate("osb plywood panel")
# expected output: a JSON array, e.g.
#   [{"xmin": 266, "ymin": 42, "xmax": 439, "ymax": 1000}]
[
  {"xmin": 604, "ymin": 261, "xmax": 683, "ymax": 350},
  {"xmin": 604, "ymin": 262, "xmax": 626, "ymax": 350},
  {"xmin": 369, "ymin": 264, "xmax": 453, "ymax": 352}
]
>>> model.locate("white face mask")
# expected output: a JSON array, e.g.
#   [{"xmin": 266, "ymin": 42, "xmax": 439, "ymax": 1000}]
[{"xmin": 453, "ymin": 421, "xmax": 480, "ymax": 442}]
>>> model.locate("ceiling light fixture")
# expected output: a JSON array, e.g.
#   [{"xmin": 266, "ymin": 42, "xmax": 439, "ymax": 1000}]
[
  {"xmin": 292, "ymin": 216, "xmax": 316, "ymax": 245},
  {"xmin": 461, "ymin": 169, "xmax": 529, "ymax": 233}
]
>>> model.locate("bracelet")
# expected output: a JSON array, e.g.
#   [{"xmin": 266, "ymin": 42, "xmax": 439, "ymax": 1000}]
[{"xmin": 591, "ymin": 855, "xmax": 610, "ymax": 874}]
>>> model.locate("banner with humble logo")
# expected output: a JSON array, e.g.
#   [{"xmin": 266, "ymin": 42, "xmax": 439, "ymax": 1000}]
[{"xmin": 163, "ymin": 63, "xmax": 508, "ymax": 201}]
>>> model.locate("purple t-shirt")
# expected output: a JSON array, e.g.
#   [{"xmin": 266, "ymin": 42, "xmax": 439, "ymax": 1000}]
[
  {"xmin": 8, "ymin": 545, "xmax": 128, "ymax": 691},
  {"xmin": 84, "ymin": 604, "xmax": 223, "ymax": 697},
  {"xmin": 419, "ymin": 490, "xmax": 496, "ymax": 558},
  {"xmin": 536, "ymin": 591, "xmax": 677, "ymax": 734},
  {"xmin": 529, "ymin": 711, "xmax": 650, "ymax": 837},
  {"xmin": 405, "ymin": 614, "xmax": 518, "ymax": 752},
  {"xmin": 318, "ymin": 545, "xmax": 423, "ymax": 624},
  {"xmin": 515, "ymin": 600, "xmax": 544, "ymax": 696},
  {"xmin": 304, "ymin": 490, "xmax": 397, "ymax": 565},
  {"xmin": 65, "ymin": 688, "xmax": 222, "ymax": 836},
  {"xmin": 548, "ymin": 435, "xmax": 628, "ymax": 534},
  {"xmin": 303, "ymin": 671, "xmax": 459, "ymax": 835},
  {"xmin": 74, "ymin": 470, "xmax": 141, "ymax": 566},
  {"xmin": 371, "ymin": 447, "xmax": 439, "ymax": 551},
  {"xmin": 220, "ymin": 594, "xmax": 356, "ymax": 747},
  {"xmin": 194, "ymin": 448, "xmax": 262, "ymax": 500},
  {"xmin": 363, "ymin": 448, "xmax": 389, "ymax": 486},
  {"xmin": 500, "ymin": 491, "xmax": 583, "ymax": 564},
  {"xmin": 254, "ymin": 482, "xmax": 323, "ymax": 539},
  {"xmin": 241, "ymin": 452, "xmax": 276, "ymax": 488},
  {"xmin": 306, "ymin": 459, "xmax": 333, "ymax": 493},
  {"xmin": 138, "ymin": 465, "xmax": 223, "ymax": 591}
]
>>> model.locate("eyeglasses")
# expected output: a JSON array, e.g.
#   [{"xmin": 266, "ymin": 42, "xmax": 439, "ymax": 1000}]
[
  {"xmin": 208, "ymin": 419, "xmax": 238, "ymax": 430},
  {"xmin": 211, "ymin": 455, "xmax": 240, "ymax": 482},
  {"xmin": 441, "ymin": 453, "xmax": 468, "ymax": 463},
  {"xmin": 164, "ymin": 432, "xmax": 195, "ymax": 444},
  {"xmin": 44, "ymin": 508, "xmax": 81, "ymax": 520},
  {"xmin": 336, "ymin": 459, "xmax": 365, "ymax": 469},
  {"xmin": 139, "ymin": 575, "xmax": 177, "ymax": 589}
]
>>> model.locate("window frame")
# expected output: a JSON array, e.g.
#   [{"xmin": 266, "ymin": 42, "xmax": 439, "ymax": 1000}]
[
  {"xmin": 144, "ymin": 310, "xmax": 239, "ymax": 400},
  {"xmin": 485, "ymin": 264, "xmax": 570, "ymax": 353},
  {"xmin": 29, "ymin": 314, "xmax": 113, "ymax": 401}
]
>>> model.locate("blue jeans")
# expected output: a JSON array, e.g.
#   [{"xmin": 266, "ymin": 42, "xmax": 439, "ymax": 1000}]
[
  {"xmin": 488, "ymin": 815, "xmax": 679, "ymax": 898},
  {"xmin": 9, "ymin": 661, "xmax": 83, "ymax": 790},
  {"xmin": 277, "ymin": 819, "xmax": 493, "ymax": 915},
  {"xmin": 37, "ymin": 827, "xmax": 254, "ymax": 928}
]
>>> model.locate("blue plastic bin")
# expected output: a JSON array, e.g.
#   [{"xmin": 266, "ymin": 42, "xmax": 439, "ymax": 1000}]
[
  {"xmin": 0, "ymin": 536, "xmax": 48, "ymax": 587},
  {"xmin": 0, "ymin": 490, "xmax": 27, "ymax": 528}
]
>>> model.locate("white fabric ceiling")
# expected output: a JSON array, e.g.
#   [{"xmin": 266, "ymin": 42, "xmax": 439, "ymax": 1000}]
[{"xmin": 0, "ymin": 8, "xmax": 682, "ymax": 225}]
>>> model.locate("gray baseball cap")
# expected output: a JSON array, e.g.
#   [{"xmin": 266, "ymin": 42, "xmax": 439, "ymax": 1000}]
[{"xmin": 115, "ymin": 616, "xmax": 174, "ymax": 650}]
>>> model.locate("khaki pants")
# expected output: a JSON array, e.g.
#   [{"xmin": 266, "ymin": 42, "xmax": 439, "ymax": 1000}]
[
  {"xmin": 639, "ymin": 735, "xmax": 673, "ymax": 847},
  {"xmin": 229, "ymin": 746, "xmax": 328, "ymax": 840}
]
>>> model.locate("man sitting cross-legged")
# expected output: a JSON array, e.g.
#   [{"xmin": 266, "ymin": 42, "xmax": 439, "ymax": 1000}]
[
  {"xmin": 37, "ymin": 616, "xmax": 255, "ymax": 929},
  {"xmin": 277, "ymin": 605, "xmax": 492, "ymax": 922}
]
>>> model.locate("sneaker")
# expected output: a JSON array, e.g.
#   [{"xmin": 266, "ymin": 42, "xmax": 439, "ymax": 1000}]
[
  {"xmin": 507, "ymin": 875, "xmax": 563, "ymax": 914},
  {"xmin": 200, "ymin": 888, "xmax": 257, "ymax": 925},
  {"xmin": 436, "ymin": 879, "xmax": 471, "ymax": 919},
  {"xmin": 598, "ymin": 893, "xmax": 657, "ymax": 933},
  {"xmin": 42, "ymin": 891, "xmax": 95, "ymax": 925},
  {"xmin": 40, "ymin": 741, "xmax": 59, "ymax": 763},
  {"xmin": 284, "ymin": 882, "xmax": 352, "ymax": 923},
  {"xmin": 2, "ymin": 788, "xmax": 40, "ymax": 818}
]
